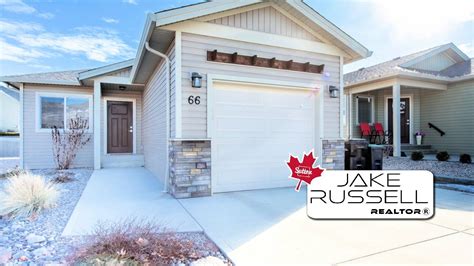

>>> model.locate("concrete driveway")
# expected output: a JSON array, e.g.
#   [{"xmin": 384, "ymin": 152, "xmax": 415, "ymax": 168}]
[
  {"xmin": 179, "ymin": 187, "xmax": 474, "ymax": 264},
  {"xmin": 63, "ymin": 167, "xmax": 201, "ymax": 235}
]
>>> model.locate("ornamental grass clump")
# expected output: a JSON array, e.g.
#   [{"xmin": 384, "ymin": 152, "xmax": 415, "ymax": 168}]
[
  {"xmin": 0, "ymin": 172, "xmax": 59, "ymax": 218},
  {"xmin": 71, "ymin": 220, "xmax": 198, "ymax": 265}
]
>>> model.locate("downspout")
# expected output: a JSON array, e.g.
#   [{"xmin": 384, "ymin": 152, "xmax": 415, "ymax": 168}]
[{"xmin": 145, "ymin": 41, "xmax": 170, "ymax": 193}]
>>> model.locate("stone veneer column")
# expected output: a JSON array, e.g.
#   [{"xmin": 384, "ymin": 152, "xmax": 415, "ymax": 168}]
[
  {"xmin": 322, "ymin": 139, "xmax": 345, "ymax": 170},
  {"xmin": 169, "ymin": 140, "xmax": 211, "ymax": 198}
]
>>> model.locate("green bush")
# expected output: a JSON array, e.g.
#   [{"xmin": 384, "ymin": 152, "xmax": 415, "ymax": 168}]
[
  {"xmin": 411, "ymin": 151, "xmax": 424, "ymax": 161},
  {"xmin": 436, "ymin": 151, "xmax": 450, "ymax": 161},
  {"xmin": 459, "ymin": 154, "xmax": 472, "ymax": 164}
]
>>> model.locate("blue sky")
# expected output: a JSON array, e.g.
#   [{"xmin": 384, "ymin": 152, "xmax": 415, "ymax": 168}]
[{"xmin": 0, "ymin": 0, "xmax": 473, "ymax": 77}]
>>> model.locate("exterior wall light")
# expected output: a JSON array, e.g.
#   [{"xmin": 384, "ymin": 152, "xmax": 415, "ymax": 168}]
[
  {"xmin": 329, "ymin": 85, "xmax": 339, "ymax": 98},
  {"xmin": 118, "ymin": 85, "xmax": 126, "ymax": 91},
  {"xmin": 191, "ymin": 72, "xmax": 202, "ymax": 88}
]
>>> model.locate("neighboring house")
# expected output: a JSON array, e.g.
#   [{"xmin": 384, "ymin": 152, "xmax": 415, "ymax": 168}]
[
  {"xmin": 0, "ymin": 85, "xmax": 20, "ymax": 132},
  {"xmin": 0, "ymin": 0, "xmax": 370, "ymax": 198},
  {"xmin": 344, "ymin": 43, "xmax": 474, "ymax": 156}
]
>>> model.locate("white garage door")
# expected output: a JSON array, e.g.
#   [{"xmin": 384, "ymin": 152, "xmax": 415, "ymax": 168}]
[{"xmin": 212, "ymin": 82, "xmax": 317, "ymax": 193}]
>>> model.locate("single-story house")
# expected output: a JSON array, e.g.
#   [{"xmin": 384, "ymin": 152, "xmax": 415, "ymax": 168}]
[
  {"xmin": 0, "ymin": 0, "xmax": 371, "ymax": 198},
  {"xmin": 0, "ymin": 85, "xmax": 20, "ymax": 132},
  {"xmin": 344, "ymin": 43, "xmax": 474, "ymax": 156}
]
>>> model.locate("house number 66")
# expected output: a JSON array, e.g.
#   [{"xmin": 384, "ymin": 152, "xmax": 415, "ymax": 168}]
[{"xmin": 188, "ymin": 96, "xmax": 200, "ymax": 105}]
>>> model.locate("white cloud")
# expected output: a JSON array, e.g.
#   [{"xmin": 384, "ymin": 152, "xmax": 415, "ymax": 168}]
[
  {"xmin": 0, "ymin": 21, "xmax": 135, "ymax": 64},
  {"xmin": 0, "ymin": 0, "xmax": 36, "ymax": 14},
  {"xmin": 38, "ymin": 12, "xmax": 54, "ymax": 19},
  {"xmin": 102, "ymin": 17, "xmax": 119, "ymax": 24},
  {"xmin": 0, "ymin": 0, "xmax": 55, "ymax": 19},
  {"xmin": 368, "ymin": 0, "xmax": 474, "ymax": 41},
  {"xmin": 122, "ymin": 0, "xmax": 137, "ymax": 5},
  {"xmin": 0, "ymin": 20, "xmax": 44, "ymax": 34},
  {"xmin": 0, "ymin": 38, "xmax": 49, "ymax": 63}
]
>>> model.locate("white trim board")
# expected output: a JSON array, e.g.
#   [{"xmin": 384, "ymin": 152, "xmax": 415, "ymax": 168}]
[
  {"xmin": 79, "ymin": 59, "xmax": 134, "ymax": 81},
  {"xmin": 102, "ymin": 97, "xmax": 137, "ymax": 155},
  {"xmin": 384, "ymin": 94, "xmax": 414, "ymax": 145},
  {"xmin": 19, "ymin": 83, "xmax": 24, "ymax": 168},
  {"xmin": 160, "ymin": 21, "xmax": 350, "ymax": 58}
]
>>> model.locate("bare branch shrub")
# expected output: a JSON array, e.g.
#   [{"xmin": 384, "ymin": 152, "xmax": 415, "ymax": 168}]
[
  {"xmin": 70, "ymin": 219, "xmax": 198, "ymax": 265},
  {"xmin": 51, "ymin": 116, "xmax": 91, "ymax": 170}
]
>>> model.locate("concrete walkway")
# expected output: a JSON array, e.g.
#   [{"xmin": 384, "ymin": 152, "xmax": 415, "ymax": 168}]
[
  {"xmin": 179, "ymin": 187, "xmax": 474, "ymax": 264},
  {"xmin": 63, "ymin": 167, "xmax": 201, "ymax": 236}
]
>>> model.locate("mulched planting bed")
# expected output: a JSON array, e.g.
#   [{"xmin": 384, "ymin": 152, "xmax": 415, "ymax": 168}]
[{"xmin": 384, "ymin": 157, "xmax": 474, "ymax": 179}]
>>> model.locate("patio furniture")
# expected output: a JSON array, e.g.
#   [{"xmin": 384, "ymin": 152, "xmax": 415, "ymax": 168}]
[
  {"xmin": 359, "ymin": 122, "xmax": 376, "ymax": 144},
  {"xmin": 373, "ymin": 122, "xmax": 392, "ymax": 144}
]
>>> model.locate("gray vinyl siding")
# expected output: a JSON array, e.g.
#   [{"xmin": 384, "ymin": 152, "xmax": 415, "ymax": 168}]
[
  {"xmin": 351, "ymin": 87, "xmax": 421, "ymax": 143},
  {"xmin": 180, "ymin": 32, "xmax": 341, "ymax": 139},
  {"xmin": 169, "ymin": 41, "xmax": 176, "ymax": 139},
  {"xmin": 22, "ymin": 84, "xmax": 94, "ymax": 169},
  {"xmin": 142, "ymin": 51, "xmax": 173, "ymax": 180},
  {"xmin": 420, "ymin": 80, "xmax": 474, "ymax": 155},
  {"xmin": 208, "ymin": 6, "xmax": 320, "ymax": 42},
  {"xmin": 101, "ymin": 90, "xmax": 143, "ymax": 156}
]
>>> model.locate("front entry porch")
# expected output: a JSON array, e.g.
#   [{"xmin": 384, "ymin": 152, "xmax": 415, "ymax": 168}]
[
  {"xmin": 92, "ymin": 78, "xmax": 145, "ymax": 169},
  {"xmin": 345, "ymin": 77, "xmax": 447, "ymax": 156}
]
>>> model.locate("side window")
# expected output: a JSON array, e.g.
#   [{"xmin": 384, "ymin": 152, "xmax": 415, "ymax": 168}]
[
  {"xmin": 357, "ymin": 97, "xmax": 373, "ymax": 124},
  {"xmin": 38, "ymin": 94, "xmax": 91, "ymax": 131},
  {"xmin": 41, "ymin": 96, "xmax": 64, "ymax": 129}
]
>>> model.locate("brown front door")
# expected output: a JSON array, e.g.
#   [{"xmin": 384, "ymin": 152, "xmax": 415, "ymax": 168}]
[
  {"xmin": 388, "ymin": 98, "xmax": 410, "ymax": 143},
  {"xmin": 107, "ymin": 101, "xmax": 133, "ymax": 153}
]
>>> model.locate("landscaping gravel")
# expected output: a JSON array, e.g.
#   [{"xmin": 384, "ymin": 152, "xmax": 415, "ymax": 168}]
[
  {"xmin": 0, "ymin": 169, "xmax": 231, "ymax": 265},
  {"xmin": 384, "ymin": 156, "xmax": 474, "ymax": 179},
  {"xmin": 0, "ymin": 168, "xmax": 92, "ymax": 264}
]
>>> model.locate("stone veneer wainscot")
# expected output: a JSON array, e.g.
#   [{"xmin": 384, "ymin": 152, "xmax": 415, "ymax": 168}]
[
  {"xmin": 322, "ymin": 139, "xmax": 345, "ymax": 170},
  {"xmin": 169, "ymin": 140, "xmax": 211, "ymax": 198}
]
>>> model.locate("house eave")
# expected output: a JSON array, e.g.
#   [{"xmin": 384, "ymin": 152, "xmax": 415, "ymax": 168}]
[
  {"xmin": 0, "ymin": 77, "xmax": 81, "ymax": 87},
  {"xmin": 79, "ymin": 59, "xmax": 134, "ymax": 81}
]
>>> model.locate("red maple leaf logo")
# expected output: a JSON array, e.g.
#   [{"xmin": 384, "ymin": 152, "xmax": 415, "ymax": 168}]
[{"xmin": 287, "ymin": 151, "xmax": 325, "ymax": 191}]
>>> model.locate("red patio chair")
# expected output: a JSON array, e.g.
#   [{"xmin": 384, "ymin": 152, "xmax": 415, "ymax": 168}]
[
  {"xmin": 359, "ymin": 122, "xmax": 375, "ymax": 143},
  {"xmin": 373, "ymin": 122, "xmax": 392, "ymax": 144}
]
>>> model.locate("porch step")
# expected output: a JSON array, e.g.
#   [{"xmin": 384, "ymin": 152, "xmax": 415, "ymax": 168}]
[
  {"xmin": 401, "ymin": 144, "xmax": 437, "ymax": 155},
  {"xmin": 102, "ymin": 154, "xmax": 145, "ymax": 168}
]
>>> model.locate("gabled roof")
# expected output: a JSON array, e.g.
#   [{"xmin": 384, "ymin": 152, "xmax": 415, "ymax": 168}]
[
  {"xmin": 131, "ymin": 0, "xmax": 372, "ymax": 82},
  {"xmin": 0, "ymin": 59, "xmax": 134, "ymax": 87},
  {"xmin": 0, "ymin": 70, "xmax": 84, "ymax": 86},
  {"xmin": 344, "ymin": 43, "xmax": 472, "ymax": 86}
]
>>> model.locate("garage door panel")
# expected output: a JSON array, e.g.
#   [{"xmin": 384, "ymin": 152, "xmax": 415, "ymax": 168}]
[{"xmin": 212, "ymin": 83, "xmax": 316, "ymax": 193}]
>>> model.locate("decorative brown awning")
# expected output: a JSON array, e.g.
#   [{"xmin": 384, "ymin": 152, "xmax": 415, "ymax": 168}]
[{"xmin": 207, "ymin": 50, "xmax": 325, "ymax": 74}]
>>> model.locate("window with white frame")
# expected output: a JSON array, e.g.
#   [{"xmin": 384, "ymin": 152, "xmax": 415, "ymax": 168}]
[
  {"xmin": 356, "ymin": 96, "xmax": 373, "ymax": 124},
  {"xmin": 37, "ymin": 93, "xmax": 92, "ymax": 131}
]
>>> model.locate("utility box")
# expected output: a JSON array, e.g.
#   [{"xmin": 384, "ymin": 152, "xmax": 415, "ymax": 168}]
[
  {"xmin": 345, "ymin": 139, "xmax": 368, "ymax": 170},
  {"xmin": 368, "ymin": 144, "xmax": 384, "ymax": 170}
]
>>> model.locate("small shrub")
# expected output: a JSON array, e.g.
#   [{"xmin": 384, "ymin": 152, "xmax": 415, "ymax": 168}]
[
  {"xmin": 411, "ymin": 151, "xmax": 424, "ymax": 161},
  {"xmin": 459, "ymin": 154, "xmax": 472, "ymax": 164},
  {"xmin": 436, "ymin": 151, "xmax": 450, "ymax": 161},
  {"xmin": 0, "ymin": 172, "xmax": 59, "ymax": 218},
  {"xmin": 52, "ymin": 116, "xmax": 91, "ymax": 170},
  {"xmin": 71, "ymin": 220, "xmax": 198, "ymax": 265},
  {"xmin": 52, "ymin": 172, "xmax": 75, "ymax": 183}
]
